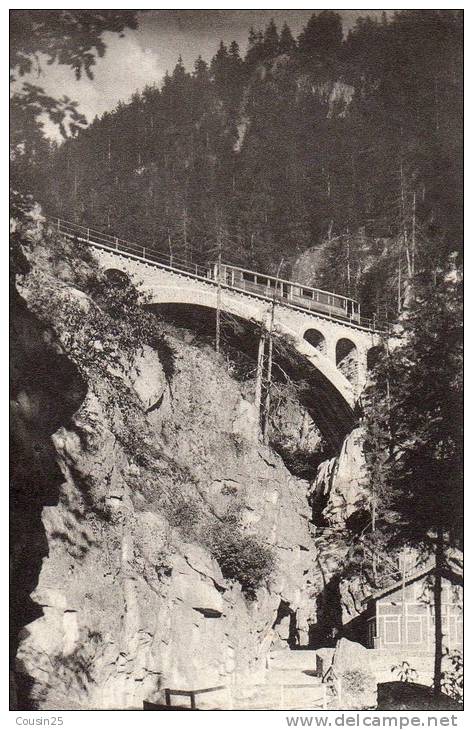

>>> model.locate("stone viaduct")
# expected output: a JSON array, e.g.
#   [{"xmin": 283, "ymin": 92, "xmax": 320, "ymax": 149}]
[
  {"xmin": 92, "ymin": 248, "xmax": 382, "ymax": 403},
  {"xmin": 56, "ymin": 219, "xmax": 385, "ymax": 445}
]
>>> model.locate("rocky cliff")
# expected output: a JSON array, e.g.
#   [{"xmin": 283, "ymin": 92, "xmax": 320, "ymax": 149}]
[
  {"xmin": 310, "ymin": 427, "xmax": 367, "ymax": 529},
  {"xmin": 10, "ymin": 216, "xmax": 370, "ymax": 710},
  {"xmin": 307, "ymin": 427, "xmax": 372, "ymax": 639}
]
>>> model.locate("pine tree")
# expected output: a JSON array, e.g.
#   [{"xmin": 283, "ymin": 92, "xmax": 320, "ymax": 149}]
[
  {"xmin": 279, "ymin": 23, "xmax": 296, "ymax": 55},
  {"xmin": 172, "ymin": 55, "xmax": 188, "ymax": 84},
  {"xmin": 263, "ymin": 19, "xmax": 280, "ymax": 58},
  {"xmin": 210, "ymin": 41, "xmax": 229, "ymax": 86},
  {"xmin": 193, "ymin": 55, "xmax": 209, "ymax": 83},
  {"xmin": 297, "ymin": 11, "xmax": 343, "ymax": 59},
  {"xmin": 192, "ymin": 56, "xmax": 213, "ymax": 119},
  {"xmin": 229, "ymin": 40, "xmax": 242, "ymax": 63},
  {"xmin": 364, "ymin": 270, "xmax": 463, "ymax": 696},
  {"xmin": 245, "ymin": 27, "xmax": 265, "ymax": 68}
]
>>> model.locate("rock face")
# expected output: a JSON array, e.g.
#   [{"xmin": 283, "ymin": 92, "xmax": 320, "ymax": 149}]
[
  {"xmin": 310, "ymin": 427, "xmax": 367, "ymax": 527},
  {"xmin": 266, "ymin": 382, "xmax": 326, "ymax": 481},
  {"xmin": 291, "ymin": 246, "xmax": 325, "ymax": 287},
  {"xmin": 308, "ymin": 429, "xmax": 371, "ymax": 634},
  {"xmin": 330, "ymin": 638, "xmax": 377, "ymax": 710},
  {"xmin": 11, "ymin": 220, "xmax": 375, "ymax": 710},
  {"xmin": 11, "ymin": 224, "xmax": 324, "ymax": 710}
]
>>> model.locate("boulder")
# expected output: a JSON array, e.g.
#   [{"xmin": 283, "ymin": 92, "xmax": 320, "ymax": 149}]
[
  {"xmin": 378, "ymin": 682, "xmax": 462, "ymax": 711},
  {"xmin": 129, "ymin": 344, "xmax": 166, "ymax": 411},
  {"xmin": 330, "ymin": 638, "xmax": 377, "ymax": 710}
]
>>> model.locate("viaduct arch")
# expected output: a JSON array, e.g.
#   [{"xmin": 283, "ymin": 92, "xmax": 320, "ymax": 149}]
[
  {"xmin": 54, "ymin": 219, "xmax": 386, "ymax": 444},
  {"xmin": 93, "ymin": 247, "xmax": 382, "ymax": 410}
]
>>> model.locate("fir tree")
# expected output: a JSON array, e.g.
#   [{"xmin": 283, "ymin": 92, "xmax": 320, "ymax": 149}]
[
  {"xmin": 38, "ymin": 9, "xmax": 462, "ymax": 313},
  {"xmin": 364, "ymin": 271, "xmax": 463, "ymax": 696},
  {"xmin": 279, "ymin": 23, "xmax": 296, "ymax": 55},
  {"xmin": 298, "ymin": 11, "xmax": 343, "ymax": 59},
  {"xmin": 246, "ymin": 27, "xmax": 265, "ymax": 67},
  {"xmin": 229, "ymin": 40, "xmax": 242, "ymax": 63},
  {"xmin": 210, "ymin": 41, "xmax": 229, "ymax": 86},
  {"xmin": 263, "ymin": 19, "xmax": 280, "ymax": 58},
  {"xmin": 193, "ymin": 55, "xmax": 209, "ymax": 83}
]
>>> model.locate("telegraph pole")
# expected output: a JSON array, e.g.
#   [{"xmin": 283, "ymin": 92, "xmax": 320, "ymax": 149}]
[
  {"xmin": 213, "ymin": 205, "xmax": 225, "ymax": 354},
  {"xmin": 262, "ymin": 258, "xmax": 284, "ymax": 444},
  {"xmin": 215, "ymin": 241, "xmax": 222, "ymax": 354}
]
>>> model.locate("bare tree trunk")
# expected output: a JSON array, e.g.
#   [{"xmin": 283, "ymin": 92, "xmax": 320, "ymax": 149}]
[
  {"xmin": 327, "ymin": 219, "xmax": 333, "ymax": 242},
  {"xmin": 346, "ymin": 238, "xmax": 351, "ymax": 292},
  {"xmin": 397, "ymin": 239, "xmax": 402, "ymax": 313},
  {"xmin": 400, "ymin": 161, "xmax": 412, "ymax": 278},
  {"xmin": 401, "ymin": 552, "xmax": 407, "ymax": 646},
  {"xmin": 254, "ymin": 327, "xmax": 266, "ymax": 434},
  {"xmin": 215, "ymin": 251, "xmax": 221, "ymax": 354},
  {"xmin": 299, "ymin": 410, "xmax": 310, "ymax": 448},
  {"xmin": 433, "ymin": 528, "xmax": 444, "ymax": 697},
  {"xmin": 371, "ymin": 497, "xmax": 378, "ymax": 584},
  {"xmin": 215, "ymin": 208, "xmax": 223, "ymax": 354},
  {"xmin": 182, "ymin": 207, "xmax": 188, "ymax": 262},
  {"xmin": 73, "ymin": 170, "xmax": 78, "ymax": 219},
  {"xmin": 262, "ymin": 331, "xmax": 273, "ymax": 444},
  {"xmin": 434, "ymin": 76, "xmax": 440, "ymax": 133},
  {"xmin": 262, "ymin": 259, "xmax": 283, "ymax": 443}
]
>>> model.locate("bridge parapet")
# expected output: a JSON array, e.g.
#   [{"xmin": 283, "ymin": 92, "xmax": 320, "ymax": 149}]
[
  {"xmin": 91, "ymin": 245, "xmax": 383, "ymax": 409},
  {"xmin": 51, "ymin": 217, "xmax": 387, "ymax": 422}
]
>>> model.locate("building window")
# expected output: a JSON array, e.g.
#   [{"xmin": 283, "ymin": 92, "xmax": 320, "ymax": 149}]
[
  {"xmin": 448, "ymin": 614, "xmax": 463, "ymax": 645},
  {"xmin": 406, "ymin": 616, "xmax": 422, "ymax": 644},
  {"xmin": 384, "ymin": 616, "xmax": 401, "ymax": 644}
]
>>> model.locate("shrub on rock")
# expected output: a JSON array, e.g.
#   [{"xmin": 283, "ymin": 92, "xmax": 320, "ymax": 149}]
[{"xmin": 209, "ymin": 525, "xmax": 274, "ymax": 599}]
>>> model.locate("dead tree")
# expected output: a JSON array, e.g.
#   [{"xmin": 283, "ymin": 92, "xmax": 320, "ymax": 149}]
[
  {"xmin": 262, "ymin": 258, "xmax": 284, "ymax": 444},
  {"xmin": 215, "ymin": 250, "xmax": 222, "ymax": 354}
]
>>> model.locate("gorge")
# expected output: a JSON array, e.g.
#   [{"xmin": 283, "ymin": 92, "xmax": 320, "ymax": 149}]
[{"xmin": 11, "ymin": 215, "xmax": 370, "ymax": 709}]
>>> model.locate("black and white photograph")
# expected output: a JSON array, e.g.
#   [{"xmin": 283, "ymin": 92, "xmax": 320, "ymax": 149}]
[{"xmin": 9, "ymin": 6, "xmax": 464, "ymax": 716}]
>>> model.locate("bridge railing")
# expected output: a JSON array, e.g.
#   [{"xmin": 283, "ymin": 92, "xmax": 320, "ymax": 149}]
[
  {"xmin": 163, "ymin": 685, "xmax": 226, "ymax": 710},
  {"xmin": 52, "ymin": 217, "xmax": 212, "ymax": 280},
  {"xmin": 51, "ymin": 217, "xmax": 391, "ymax": 333},
  {"xmin": 143, "ymin": 682, "xmax": 327, "ymax": 710}
]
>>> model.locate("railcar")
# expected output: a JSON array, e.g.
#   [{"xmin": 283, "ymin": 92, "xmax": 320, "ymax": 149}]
[
  {"xmin": 52, "ymin": 217, "xmax": 361, "ymax": 324},
  {"xmin": 208, "ymin": 263, "xmax": 361, "ymax": 323}
]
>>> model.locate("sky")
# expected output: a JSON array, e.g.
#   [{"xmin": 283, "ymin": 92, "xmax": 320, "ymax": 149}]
[{"xmin": 19, "ymin": 9, "xmax": 388, "ymax": 137}]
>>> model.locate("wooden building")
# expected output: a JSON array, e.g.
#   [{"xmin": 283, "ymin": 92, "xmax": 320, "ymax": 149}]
[{"xmin": 364, "ymin": 566, "xmax": 463, "ymax": 652}]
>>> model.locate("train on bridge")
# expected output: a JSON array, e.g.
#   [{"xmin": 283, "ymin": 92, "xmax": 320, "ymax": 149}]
[
  {"xmin": 208, "ymin": 262, "xmax": 361, "ymax": 324},
  {"xmin": 53, "ymin": 217, "xmax": 363, "ymax": 326}
]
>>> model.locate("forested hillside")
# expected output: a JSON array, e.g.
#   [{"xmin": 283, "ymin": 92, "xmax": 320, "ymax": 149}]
[
  {"xmin": 32, "ymin": 10, "xmax": 462, "ymax": 319},
  {"xmin": 10, "ymin": 11, "xmax": 463, "ymax": 708}
]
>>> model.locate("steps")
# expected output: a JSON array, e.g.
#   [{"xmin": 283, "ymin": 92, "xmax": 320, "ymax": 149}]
[
  {"xmin": 159, "ymin": 650, "xmax": 327, "ymax": 710},
  {"xmin": 269, "ymin": 649, "xmax": 319, "ymax": 670},
  {"xmin": 230, "ymin": 650, "xmax": 326, "ymax": 710}
]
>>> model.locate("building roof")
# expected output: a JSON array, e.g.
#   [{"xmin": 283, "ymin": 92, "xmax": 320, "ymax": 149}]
[{"xmin": 363, "ymin": 562, "xmax": 462, "ymax": 605}]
